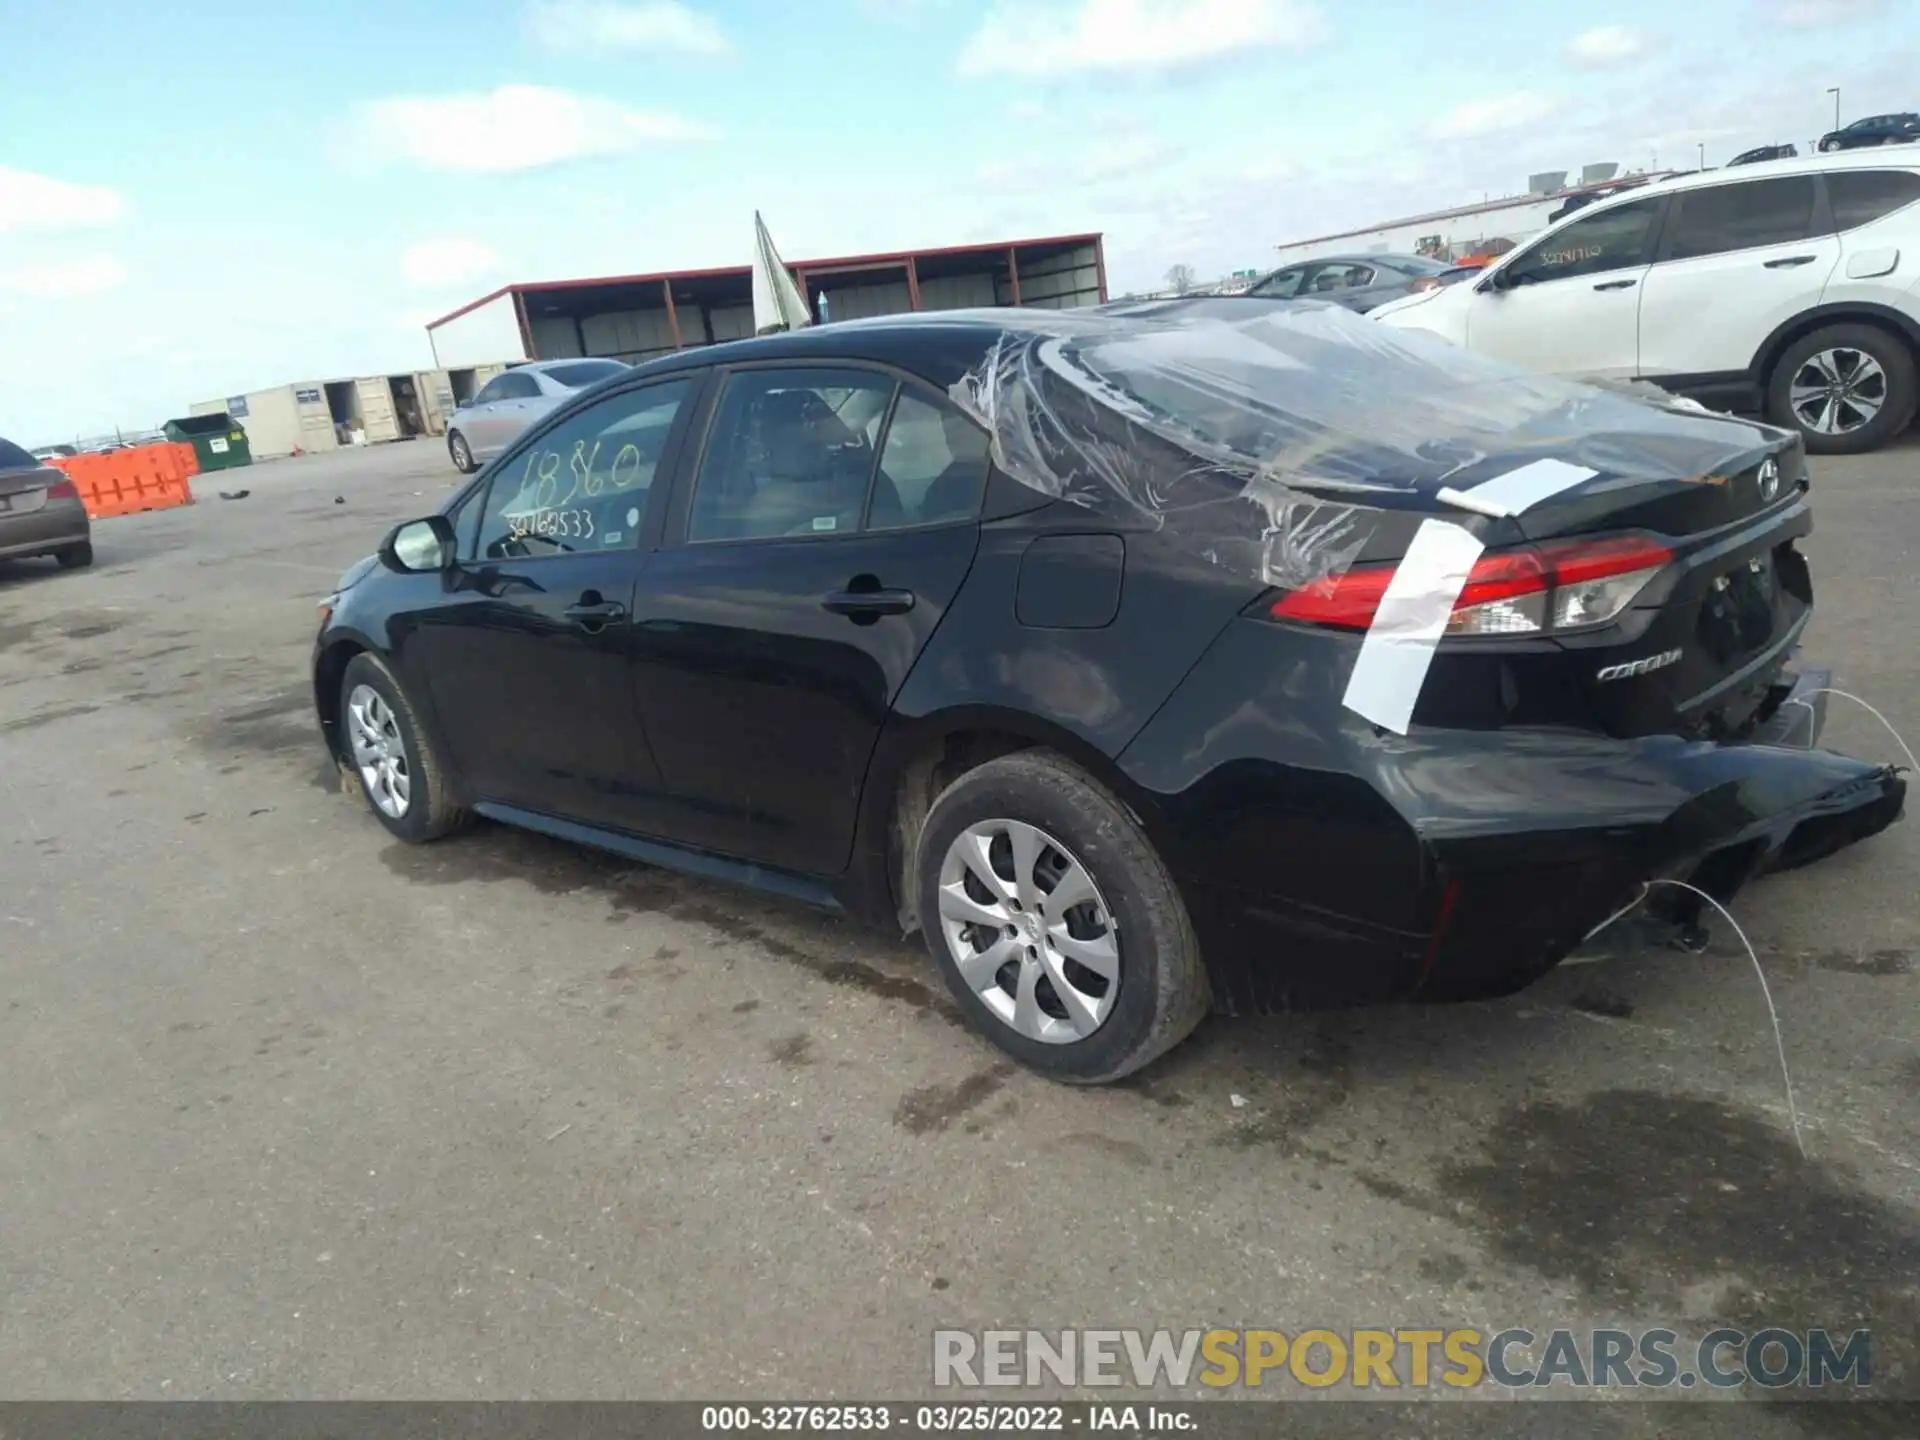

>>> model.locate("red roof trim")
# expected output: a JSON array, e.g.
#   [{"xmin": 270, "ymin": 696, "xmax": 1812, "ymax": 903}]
[{"xmin": 425, "ymin": 233, "xmax": 1104, "ymax": 330}]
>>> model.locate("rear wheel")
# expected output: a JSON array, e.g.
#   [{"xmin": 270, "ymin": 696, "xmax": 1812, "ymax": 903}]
[
  {"xmin": 1767, "ymin": 323, "xmax": 1918, "ymax": 455},
  {"xmin": 337, "ymin": 652, "xmax": 469, "ymax": 843},
  {"xmin": 914, "ymin": 751, "xmax": 1209, "ymax": 1083},
  {"xmin": 448, "ymin": 430, "xmax": 475, "ymax": 474},
  {"xmin": 54, "ymin": 541, "xmax": 93, "ymax": 569}
]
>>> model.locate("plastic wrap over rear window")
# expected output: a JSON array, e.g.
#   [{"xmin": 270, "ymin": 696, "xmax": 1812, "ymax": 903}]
[{"xmin": 947, "ymin": 301, "xmax": 1770, "ymax": 591}]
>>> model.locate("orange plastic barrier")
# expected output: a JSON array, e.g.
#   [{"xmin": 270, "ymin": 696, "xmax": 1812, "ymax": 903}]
[{"xmin": 49, "ymin": 442, "xmax": 199, "ymax": 520}]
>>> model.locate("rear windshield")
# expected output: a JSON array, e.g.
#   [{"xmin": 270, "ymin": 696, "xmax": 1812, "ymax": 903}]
[
  {"xmin": 0, "ymin": 437, "xmax": 40, "ymax": 471},
  {"xmin": 545, "ymin": 360, "xmax": 627, "ymax": 388}
]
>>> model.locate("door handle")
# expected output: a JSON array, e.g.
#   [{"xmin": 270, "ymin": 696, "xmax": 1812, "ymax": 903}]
[
  {"xmin": 1764, "ymin": 255, "xmax": 1818, "ymax": 268},
  {"xmin": 1593, "ymin": 279, "xmax": 1637, "ymax": 291},
  {"xmin": 822, "ymin": 587, "xmax": 915, "ymax": 619},
  {"xmin": 564, "ymin": 599, "xmax": 627, "ymax": 630}
]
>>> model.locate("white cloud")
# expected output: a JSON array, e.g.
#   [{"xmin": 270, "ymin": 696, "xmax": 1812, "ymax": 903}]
[
  {"xmin": 525, "ymin": 0, "xmax": 730, "ymax": 54},
  {"xmin": 1565, "ymin": 25, "xmax": 1645, "ymax": 68},
  {"xmin": 0, "ymin": 255, "xmax": 129, "ymax": 300},
  {"xmin": 1763, "ymin": 0, "xmax": 1885, "ymax": 23},
  {"xmin": 401, "ymin": 237, "xmax": 506, "ymax": 288},
  {"xmin": 346, "ymin": 85, "xmax": 714, "ymax": 172},
  {"xmin": 1429, "ymin": 91, "xmax": 1557, "ymax": 140},
  {"xmin": 957, "ymin": 0, "xmax": 1331, "ymax": 78},
  {"xmin": 0, "ymin": 168, "xmax": 126, "ymax": 235}
]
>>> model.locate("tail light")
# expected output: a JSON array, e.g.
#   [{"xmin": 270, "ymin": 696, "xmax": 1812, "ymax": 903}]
[
  {"xmin": 1269, "ymin": 533, "xmax": 1674, "ymax": 637},
  {"xmin": 45, "ymin": 478, "xmax": 79, "ymax": 501}
]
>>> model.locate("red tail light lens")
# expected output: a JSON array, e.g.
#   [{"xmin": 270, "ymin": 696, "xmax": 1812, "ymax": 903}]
[
  {"xmin": 1269, "ymin": 534, "xmax": 1673, "ymax": 636},
  {"xmin": 45, "ymin": 478, "xmax": 79, "ymax": 501}
]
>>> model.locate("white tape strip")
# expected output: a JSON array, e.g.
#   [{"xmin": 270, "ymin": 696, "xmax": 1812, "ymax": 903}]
[
  {"xmin": 1341, "ymin": 519, "xmax": 1486, "ymax": 736},
  {"xmin": 1439, "ymin": 457, "xmax": 1598, "ymax": 519}
]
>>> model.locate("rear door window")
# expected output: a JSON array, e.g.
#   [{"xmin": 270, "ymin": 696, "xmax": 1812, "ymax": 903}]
[
  {"xmin": 1663, "ymin": 177, "xmax": 1819, "ymax": 259},
  {"xmin": 685, "ymin": 368, "xmax": 897, "ymax": 542},
  {"xmin": 1828, "ymin": 169, "xmax": 1920, "ymax": 231},
  {"xmin": 492, "ymin": 372, "xmax": 542, "ymax": 400},
  {"xmin": 869, "ymin": 392, "xmax": 990, "ymax": 530},
  {"xmin": 1248, "ymin": 267, "xmax": 1305, "ymax": 298}
]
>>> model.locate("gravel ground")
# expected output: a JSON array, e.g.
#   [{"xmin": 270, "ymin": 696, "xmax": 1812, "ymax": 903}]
[{"xmin": 1, "ymin": 436, "xmax": 1915, "ymax": 1435}]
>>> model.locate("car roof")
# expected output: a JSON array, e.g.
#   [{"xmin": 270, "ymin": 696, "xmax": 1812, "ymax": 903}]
[{"xmin": 1650, "ymin": 147, "xmax": 1920, "ymax": 187}]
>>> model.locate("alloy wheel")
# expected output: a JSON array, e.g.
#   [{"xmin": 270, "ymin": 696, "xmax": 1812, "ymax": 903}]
[
  {"xmin": 1788, "ymin": 348, "xmax": 1887, "ymax": 436},
  {"xmin": 936, "ymin": 819, "xmax": 1119, "ymax": 1044},
  {"xmin": 346, "ymin": 684, "xmax": 412, "ymax": 819}
]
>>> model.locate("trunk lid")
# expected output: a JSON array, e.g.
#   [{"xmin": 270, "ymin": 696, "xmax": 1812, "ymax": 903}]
[{"xmin": 0, "ymin": 463, "xmax": 63, "ymax": 514}]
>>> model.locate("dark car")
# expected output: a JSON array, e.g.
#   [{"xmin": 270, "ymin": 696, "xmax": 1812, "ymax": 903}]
[
  {"xmin": 1240, "ymin": 254, "xmax": 1458, "ymax": 312},
  {"xmin": 1728, "ymin": 143, "xmax": 1798, "ymax": 166},
  {"xmin": 1818, "ymin": 113, "xmax": 1920, "ymax": 152},
  {"xmin": 311, "ymin": 301, "xmax": 1902, "ymax": 1081},
  {"xmin": 0, "ymin": 435, "xmax": 92, "ymax": 571}
]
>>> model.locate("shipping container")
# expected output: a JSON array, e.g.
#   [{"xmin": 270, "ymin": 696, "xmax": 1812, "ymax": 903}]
[{"xmin": 191, "ymin": 384, "xmax": 338, "ymax": 459}]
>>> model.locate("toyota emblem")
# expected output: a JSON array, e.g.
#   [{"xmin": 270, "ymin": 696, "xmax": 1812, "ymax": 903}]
[{"xmin": 1758, "ymin": 457, "xmax": 1781, "ymax": 502}]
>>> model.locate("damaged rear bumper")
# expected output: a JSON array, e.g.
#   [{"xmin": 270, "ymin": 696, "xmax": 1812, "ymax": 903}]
[
  {"xmin": 1410, "ymin": 666, "xmax": 1904, "ymax": 1000},
  {"xmin": 1152, "ymin": 666, "xmax": 1904, "ymax": 1016}
]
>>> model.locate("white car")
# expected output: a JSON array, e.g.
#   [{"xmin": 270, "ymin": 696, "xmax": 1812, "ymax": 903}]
[{"xmin": 1371, "ymin": 150, "xmax": 1920, "ymax": 453}]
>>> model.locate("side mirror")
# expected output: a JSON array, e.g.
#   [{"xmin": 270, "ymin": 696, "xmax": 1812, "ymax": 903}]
[{"xmin": 379, "ymin": 514, "xmax": 458, "ymax": 574}]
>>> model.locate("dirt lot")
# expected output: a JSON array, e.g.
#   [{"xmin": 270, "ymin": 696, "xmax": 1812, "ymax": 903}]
[{"xmin": 1, "ymin": 437, "xmax": 1916, "ymax": 1429}]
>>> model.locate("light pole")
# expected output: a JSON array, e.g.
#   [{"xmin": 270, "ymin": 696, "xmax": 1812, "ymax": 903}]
[
  {"xmin": 1698, "ymin": 142, "xmax": 1705, "ymax": 170},
  {"xmin": 1827, "ymin": 86, "xmax": 1841, "ymax": 131}
]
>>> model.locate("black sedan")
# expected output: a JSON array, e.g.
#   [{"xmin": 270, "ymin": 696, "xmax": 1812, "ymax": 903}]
[
  {"xmin": 312, "ymin": 301, "xmax": 1903, "ymax": 1081},
  {"xmin": 1818, "ymin": 113, "xmax": 1920, "ymax": 151},
  {"xmin": 1239, "ymin": 253, "xmax": 1459, "ymax": 312}
]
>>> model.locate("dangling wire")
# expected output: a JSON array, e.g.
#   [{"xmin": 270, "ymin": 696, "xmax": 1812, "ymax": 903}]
[
  {"xmin": 1782, "ymin": 688, "xmax": 1917, "ymax": 771},
  {"xmin": 1646, "ymin": 878, "xmax": 1806, "ymax": 1160}
]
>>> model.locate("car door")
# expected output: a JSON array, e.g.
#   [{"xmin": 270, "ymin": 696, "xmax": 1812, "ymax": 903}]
[
  {"xmin": 627, "ymin": 364, "xmax": 990, "ymax": 875},
  {"xmin": 1635, "ymin": 173, "xmax": 1840, "ymax": 383},
  {"xmin": 1462, "ymin": 194, "xmax": 1665, "ymax": 379},
  {"xmin": 396, "ymin": 375, "xmax": 704, "ymax": 831}
]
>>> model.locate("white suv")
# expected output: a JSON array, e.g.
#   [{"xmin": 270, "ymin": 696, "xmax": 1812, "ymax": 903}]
[{"xmin": 1371, "ymin": 151, "xmax": 1920, "ymax": 453}]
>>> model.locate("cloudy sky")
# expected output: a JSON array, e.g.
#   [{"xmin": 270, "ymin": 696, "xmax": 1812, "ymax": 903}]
[{"xmin": 1, "ymin": 0, "xmax": 1913, "ymax": 442}]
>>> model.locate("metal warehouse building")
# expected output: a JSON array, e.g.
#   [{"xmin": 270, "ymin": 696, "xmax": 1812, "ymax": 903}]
[{"xmin": 424, "ymin": 233, "xmax": 1107, "ymax": 398}]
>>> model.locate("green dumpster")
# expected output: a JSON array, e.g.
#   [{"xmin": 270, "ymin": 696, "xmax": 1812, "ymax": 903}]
[{"xmin": 163, "ymin": 413, "xmax": 253, "ymax": 472}]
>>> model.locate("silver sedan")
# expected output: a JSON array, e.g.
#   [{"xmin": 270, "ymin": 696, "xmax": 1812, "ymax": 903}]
[
  {"xmin": 445, "ymin": 359, "xmax": 630, "ymax": 473},
  {"xmin": 0, "ymin": 436, "xmax": 91, "ymax": 572}
]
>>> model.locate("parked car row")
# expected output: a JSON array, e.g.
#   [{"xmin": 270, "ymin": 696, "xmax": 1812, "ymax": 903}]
[{"xmin": 1369, "ymin": 148, "xmax": 1920, "ymax": 453}]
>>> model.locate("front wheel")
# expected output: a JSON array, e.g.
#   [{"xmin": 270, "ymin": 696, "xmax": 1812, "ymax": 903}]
[
  {"xmin": 337, "ymin": 652, "xmax": 470, "ymax": 843},
  {"xmin": 448, "ymin": 430, "xmax": 475, "ymax": 474},
  {"xmin": 914, "ymin": 751, "xmax": 1209, "ymax": 1084},
  {"xmin": 1767, "ymin": 323, "xmax": 1918, "ymax": 455}
]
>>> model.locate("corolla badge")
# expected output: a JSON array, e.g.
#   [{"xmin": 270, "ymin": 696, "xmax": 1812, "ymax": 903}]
[
  {"xmin": 1596, "ymin": 648, "xmax": 1683, "ymax": 683},
  {"xmin": 1758, "ymin": 457, "xmax": 1781, "ymax": 502}
]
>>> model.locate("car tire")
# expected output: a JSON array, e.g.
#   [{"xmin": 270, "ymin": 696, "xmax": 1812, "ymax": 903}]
[
  {"xmin": 1766, "ymin": 323, "xmax": 1919, "ymax": 455},
  {"xmin": 448, "ymin": 430, "xmax": 476, "ymax": 474},
  {"xmin": 914, "ymin": 750, "xmax": 1210, "ymax": 1084},
  {"xmin": 337, "ymin": 651, "xmax": 470, "ymax": 843},
  {"xmin": 54, "ymin": 541, "xmax": 93, "ymax": 569}
]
